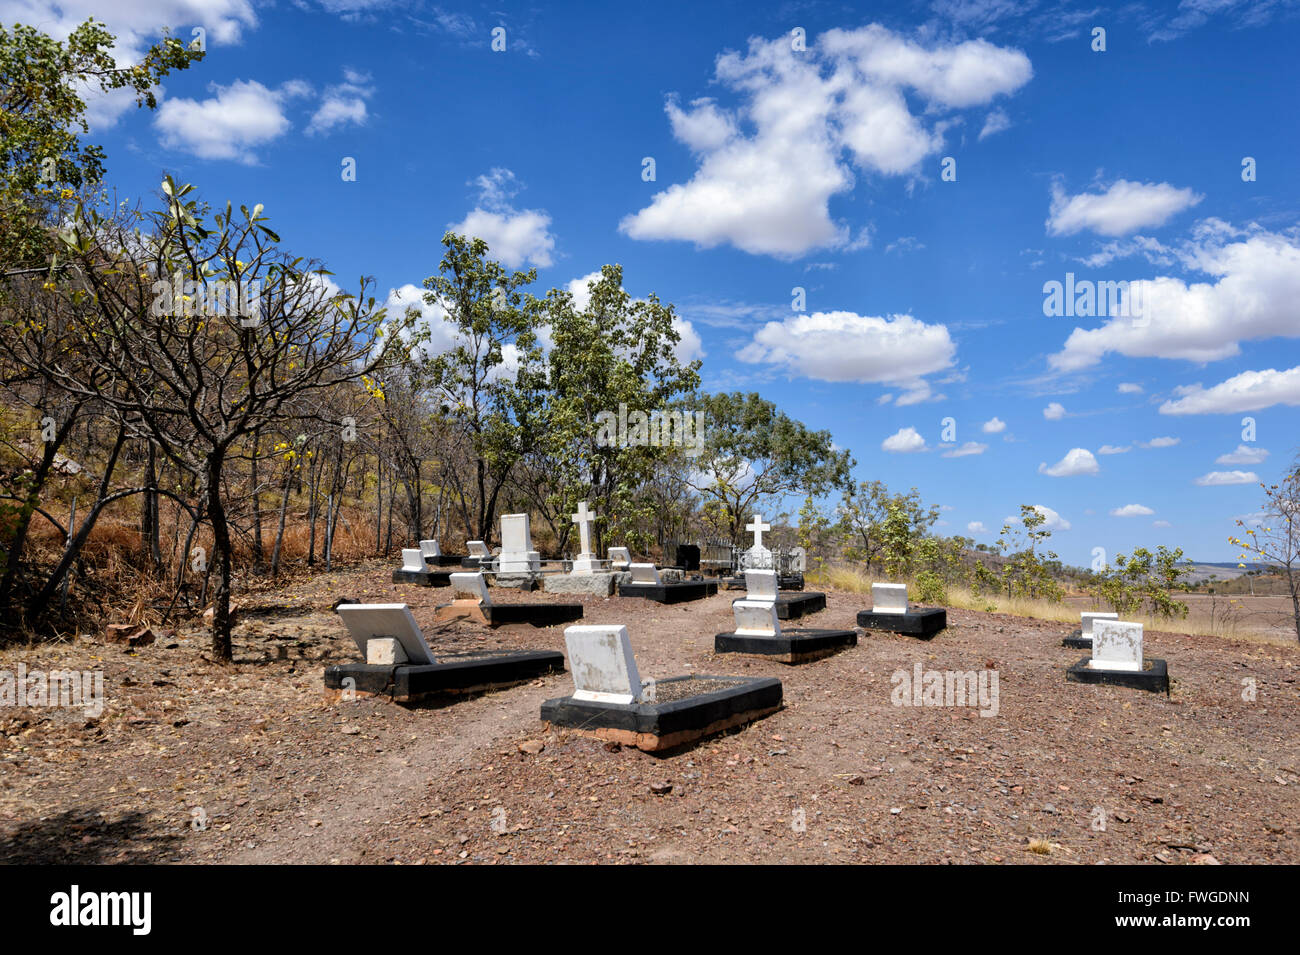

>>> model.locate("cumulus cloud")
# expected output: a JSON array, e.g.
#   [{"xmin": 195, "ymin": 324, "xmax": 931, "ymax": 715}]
[
  {"xmin": 737, "ymin": 311, "xmax": 954, "ymax": 399},
  {"xmin": 978, "ymin": 107, "xmax": 1011, "ymax": 140},
  {"xmin": 1195, "ymin": 470, "xmax": 1259, "ymax": 487},
  {"xmin": 1039, "ymin": 448, "xmax": 1099, "ymax": 477},
  {"xmin": 882, "ymin": 426, "xmax": 927, "ymax": 453},
  {"xmin": 1110, "ymin": 504, "xmax": 1155, "ymax": 517},
  {"xmin": 1097, "ymin": 444, "xmax": 1131, "ymax": 455},
  {"xmin": 967, "ymin": 520, "xmax": 988, "ymax": 533},
  {"xmin": 1145, "ymin": 436, "xmax": 1180, "ymax": 448},
  {"xmin": 1006, "ymin": 504, "xmax": 1071, "ymax": 531},
  {"xmin": 1043, "ymin": 401, "xmax": 1066, "ymax": 420},
  {"xmin": 449, "ymin": 168, "xmax": 556, "ymax": 268},
  {"xmin": 1160, "ymin": 366, "xmax": 1300, "ymax": 415},
  {"xmin": 306, "ymin": 68, "xmax": 374, "ymax": 135},
  {"xmin": 620, "ymin": 25, "xmax": 1031, "ymax": 258},
  {"xmin": 1050, "ymin": 224, "xmax": 1300, "ymax": 372},
  {"xmin": 1117, "ymin": 382, "xmax": 1144, "ymax": 394},
  {"xmin": 981, "ymin": 416, "xmax": 1006, "ymax": 433},
  {"xmin": 1047, "ymin": 179, "xmax": 1202, "ymax": 237},
  {"xmin": 155, "ymin": 79, "xmax": 305, "ymax": 162},
  {"xmin": 943, "ymin": 441, "xmax": 987, "ymax": 457},
  {"xmin": 1216, "ymin": 444, "xmax": 1269, "ymax": 466}
]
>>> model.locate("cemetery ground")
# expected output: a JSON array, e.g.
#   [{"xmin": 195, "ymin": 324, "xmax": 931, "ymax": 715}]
[{"xmin": 1, "ymin": 559, "xmax": 1297, "ymax": 865}]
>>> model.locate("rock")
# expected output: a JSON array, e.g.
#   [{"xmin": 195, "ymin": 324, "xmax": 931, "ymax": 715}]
[
  {"xmin": 544, "ymin": 572, "xmax": 615, "ymax": 596},
  {"xmin": 649, "ymin": 782, "xmax": 673, "ymax": 795},
  {"xmin": 1190, "ymin": 853, "xmax": 1221, "ymax": 865},
  {"xmin": 518, "ymin": 739, "xmax": 545, "ymax": 755},
  {"xmin": 492, "ymin": 573, "xmax": 539, "ymax": 591},
  {"xmin": 332, "ymin": 597, "xmax": 358, "ymax": 610},
  {"xmin": 847, "ymin": 774, "xmax": 865, "ymax": 786},
  {"xmin": 105, "ymin": 625, "xmax": 155, "ymax": 647},
  {"xmin": 340, "ymin": 724, "xmax": 361, "ymax": 736}
]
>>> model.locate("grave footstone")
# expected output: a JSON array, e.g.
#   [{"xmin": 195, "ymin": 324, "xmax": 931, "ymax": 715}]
[
  {"xmin": 541, "ymin": 623, "xmax": 783, "ymax": 752},
  {"xmin": 323, "ymin": 602, "xmax": 563, "ymax": 703},
  {"xmin": 856, "ymin": 582, "xmax": 947, "ymax": 639},
  {"xmin": 608, "ymin": 546, "xmax": 632, "ymax": 570},
  {"xmin": 1066, "ymin": 619, "xmax": 1169, "ymax": 693}
]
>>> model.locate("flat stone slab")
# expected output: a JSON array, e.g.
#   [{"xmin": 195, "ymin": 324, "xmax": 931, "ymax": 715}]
[
  {"xmin": 492, "ymin": 572, "xmax": 540, "ymax": 591},
  {"xmin": 618, "ymin": 580, "xmax": 718, "ymax": 604},
  {"xmin": 324, "ymin": 650, "xmax": 565, "ymax": 703},
  {"xmin": 545, "ymin": 572, "xmax": 616, "ymax": 597},
  {"xmin": 391, "ymin": 569, "xmax": 453, "ymax": 587},
  {"xmin": 714, "ymin": 627, "xmax": 856, "ymax": 664},
  {"xmin": 731, "ymin": 591, "xmax": 825, "ymax": 620},
  {"xmin": 1066, "ymin": 656, "xmax": 1170, "ymax": 695},
  {"xmin": 541, "ymin": 675, "xmax": 782, "ymax": 752},
  {"xmin": 856, "ymin": 607, "xmax": 947, "ymax": 639},
  {"xmin": 1063, "ymin": 628, "xmax": 1091, "ymax": 649}
]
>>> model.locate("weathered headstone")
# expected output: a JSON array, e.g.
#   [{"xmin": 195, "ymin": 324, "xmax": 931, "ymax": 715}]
[
  {"xmin": 744, "ymin": 568, "xmax": 779, "ymax": 602},
  {"xmin": 789, "ymin": 546, "xmax": 807, "ymax": 573},
  {"xmin": 497, "ymin": 513, "xmax": 540, "ymax": 572},
  {"xmin": 1081, "ymin": 611, "xmax": 1119, "ymax": 636},
  {"xmin": 629, "ymin": 562, "xmax": 661, "ymax": 585},
  {"xmin": 1090, "ymin": 620, "xmax": 1143, "ymax": 672},
  {"xmin": 419, "ymin": 539, "xmax": 442, "ymax": 559},
  {"xmin": 857, "ymin": 581, "xmax": 946, "ymax": 638},
  {"xmin": 336, "ymin": 603, "xmax": 435, "ymax": 665},
  {"xmin": 400, "ymin": 549, "xmax": 425, "ymax": 573},
  {"xmin": 872, "ymin": 582, "xmax": 909, "ymax": 614},
  {"xmin": 467, "ymin": 540, "xmax": 491, "ymax": 558},
  {"xmin": 608, "ymin": 546, "xmax": 632, "ymax": 570},
  {"xmin": 565, "ymin": 625, "xmax": 641, "ymax": 704}
]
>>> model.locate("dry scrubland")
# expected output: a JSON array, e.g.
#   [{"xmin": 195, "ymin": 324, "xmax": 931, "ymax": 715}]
[{"xmin": 1, "ymin": 560, "xmax": 1297, "ymax": 865}]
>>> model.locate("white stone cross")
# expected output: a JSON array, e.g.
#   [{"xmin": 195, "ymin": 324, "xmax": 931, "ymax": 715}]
[
  {"xmin": 571, "ymin": 501, "xmax": 597, "ymax": 556},
  {"xmin": 565, "ymin": 624, "xmax": 642, "ymax": 705},
  {"xmin": 746, "ymin": 514, "xmax": 771, "ymax": 550},
  {"xmin": 336, "ymin": 603, "xmax": 436, "ymax": 666}
]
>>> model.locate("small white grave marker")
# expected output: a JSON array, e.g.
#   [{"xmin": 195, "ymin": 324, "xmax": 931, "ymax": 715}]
[
  {"xmin": 629, "ymin": 562, "xmax": 662, "ymax": 585},
  {"xmin": 467, "ymin": 540, "xmax": 491, "ymax": 558},
  {"xmin": 732, "ymin": 599, "xmax": 779, "ymax": 637},
  {"xmin": 498, "ymin": 513, "xmax": 540, "ymax": 572},
  {"xmin": 400, "ymin": 548, "xmax": 426, "ymax": 573},
  {"xmin": 872, "ymin": 582, "xmax": 908, "ymax": 615},
  {"xmin": 565, "ymin": 624, "xmax": 642, "ymax": 705},
  {"xmin": 419, "ymin": 539, "xmax": 442, "ymax": 559},
  {"xmin": 1090, "ymin": 620, "xmax": 1143, "ymax": 672},
  {"xmin": 336, "ymin": 603, "xmax": 436, "ymax": 666},
  {"xmin": 745, "ymin": 569, "xmax": 779, "ymax": 601},
  {"xmin": 608, "ymin": 546, "xmax": 632, "ymax": 569},
  {"xmin": 789, "ymin": 546, "xmax": 807, "ymax": 573},
  {"xmin": 1080, "ymin": 611, "xmax": 1119, "ymax": 636},
  {"xmin": 450, "ymin": 572, "xmax": 491, "ymax": 604}
]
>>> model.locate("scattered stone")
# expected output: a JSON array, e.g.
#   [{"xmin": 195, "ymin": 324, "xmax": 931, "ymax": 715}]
[
  {"xmin": 518, "ymin": 740, "xmax": 545, "ymax": 755},
  {"xmin": 650, "ymin": 782, "xmax": 674, "ymax": 795}
]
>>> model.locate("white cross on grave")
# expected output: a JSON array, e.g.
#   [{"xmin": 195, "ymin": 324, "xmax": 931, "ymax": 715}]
[
  {"xmin": 746, "ymin": 514, "xmax": 771, "ymax": 550},
  {"xmin": 1090, "ymin": 620, "xmax": 1143, "ymax": 672},
  {"xmin": 570, "ymin": 502, "xmax": 600, "ymax": 574},
  {"xmin": 419, "ymin": 539, "xmax": 441, "ymax": 559},
  {"xmin": 400, "ymin": 548, "xmax": 426, "ymax": 573},
  {"xmin": 336, "ymin": 603, "xmax": 436, "ymax": 666},
  {"xmin": 872, "ymin": 582, "xmax": 908, "ymax": 614},
  {"xmin": 565, "ymin": 624, "xmax": 642, "ymax": 705},
  {"xmin": 629, "ymin": 562, "xmax": 662, "ymax": 585}
]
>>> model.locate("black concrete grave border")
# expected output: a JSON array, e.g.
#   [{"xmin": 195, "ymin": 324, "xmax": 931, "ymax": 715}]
[
  {"xmin": 714, "ymin": 627, "xmax": 856, "ymax": 664},
  {"xmin": 856, "ymin": 607, "xmax": 947, "ymax": 639},
  {"xmin": 325, "ymin": 650, "xmax": 565, "ymax": 703},
  {"xmin": 1065, "ymin": 656, "xmax": 1170, "ymax": 695}
]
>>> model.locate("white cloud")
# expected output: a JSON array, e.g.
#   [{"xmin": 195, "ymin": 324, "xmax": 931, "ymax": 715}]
[
  {"xmin": 737, "ymin": 311, "xmax": 954, "ymax": 398},
  {"xmin": 981, "ymin": 416, "xmax": 1006, "ymax": 433},
  {"xmin": 1216, "ymin": 444, "xmax": 1270, "ymax": 466},
  {"xmin": 620, "ymin": 25, "xmax": 1031, "ymax": 258},
  {"xmin": 1195, "ymin": 470, "xmax": 1259, "ymax": 487},
  {"xmin": 1097, "ymin": 444, "xmax": 1131, "ymax": 455},
  {"xmin": 155, "ymin": 79, "xmax": 302, "ymax": 162},
  {"xmin": 449, "ymin": 169, "xmax": 556, "ymax": 269},
  {"xmin": 1047, "ymin": 179, "xmax": 1202, "ymax": 237},
  {"xmin": 967, "ymin": 520, "xmax": 988, "ymax": 533},
  {"xmin": 1117, "ymin": 382, "xmax": 1144, "ymax": 394},
  {"xmin": 882, "ymin": 426, "xmax": 927, "ymax": 453},
  {"xmin": 1051, "ymin": 224, "xmax": 1300, "ymax": 372},
  {"xmin": 1153, "ymin": 519, "xmax": 1172, "ymax": 528},
  {"xmin": 1039, "ymin": 447, "xmax": 1099, "ymax": 477},
  {"xmin": 1110, "ymin": 504, "xmax": 1155, "ymax": 517},
  {"xmin": 1043, "ymin": 401, "xmax": 1066, "ymax": 420},
  {"xmin": 943, "ymin": 441, "xmax": 987, "ymax": 457},
  {"xmin": 306, "ymin": 69, "xmax": 374, "ymax": 135},
  {"xmin": 978, "ymin": 107, "xmax": 1011, "ymax": 140},
  {"xmin": 1006, "ymin": 504, "xmax": 1071, "ymax": 531},
  {"xmin": 1160, "ymin": 366, "xmax": 1300, "ymax": 415},
  {"xmin": 1145, "ymin": 436, "xmax": 1180, "ymax": 448}
]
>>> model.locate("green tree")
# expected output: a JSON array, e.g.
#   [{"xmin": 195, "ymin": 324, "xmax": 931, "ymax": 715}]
[
  {"xmin": 837, "ymin": 479, "xmax": 938, "ymax": 572},
  {"xmin": 1092, "ymin": 545, "xmax": 1190, "ymax": 620},
  {"xmin": 995, "ymin": 505, "xmax": 1064, "ymax": 601},
  {"xmin": 1231, "ymin": 459, "xmax": 1300, "ymax": 642}
]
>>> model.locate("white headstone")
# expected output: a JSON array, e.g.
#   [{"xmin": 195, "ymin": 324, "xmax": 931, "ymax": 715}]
[
  {"xmin": 872, "ymin": 582, "xmax": 908, "ymax": 614},
  {"xmin": 336, "ymin": 603, "xmax": 436, "ymax": 666},
  {"xmin": 1080, "ymin": 611, "xmax": 1119, "ymax": 637},
  {"xmin": 732, "ymin": 599, "xmax": 779, "ymax": 637},
  {"xmin": 467, "ymin": 540, "xmax": 490, "ymax": 558},
  {"xmin": 629, "ymin": 562, "xmax": 661, "ymax": 585},
  {"xmin": 745, "ymin": 569, "xmax": 779, "ymax": 601},
  {"xmin": 608, "ymin": 546, "xmax": 632, "ymax": 569},
  {"xmin": 746, "ymin": 514, "xmax": 771, "ymax": 549},
  {"xmin": 498, "ymin": 513, "xmax": 540, "ymax": 572},
  {"xmin": 570, "ymin": 502, "xmax": 599, "ymax": 574},
  {"xmin": 742, "ymin": 544, "xmax": 773, "ymax": 570},
  {"xmin": 1090, "ymin": 620, "xmax": 1143, "ymax": 672},
  {"xmin": 449, "ymin": 572, "xmax": 491, "ymax": 604},
  {"xmin": 565, "ymin": 624, "xmax": 642, "ymax": 705},
  {"xmin": 400, "ymin": 548, "xmax": 426, "ymax": 573},
  {"xmin": 419, "ymin": 539, "xmax": 442, "ymax": 559},
  {"xmin": 789, "ymin": 546, "xmax": 807, "ymax": 573}
]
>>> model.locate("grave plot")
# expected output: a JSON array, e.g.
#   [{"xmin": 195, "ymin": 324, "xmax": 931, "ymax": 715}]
[
  {"xmin": 540, "ymin": 624, "xmax": 782, "ymax": 752},
  {"xmin": 1066, "ymin": 620, "xmax": 1170, "ymax": 694},
  {"xmin": 1064, "ymin": 611, "xmax": 1119, "ymax": 649},
  {"xmin": 419, "ymin": 539, "xmax": 462, "ymax": 567},
  {"xmin": 433, "ymin": 572, "xmax": 583, "ymax": 628},
  {"xmin": 856, "ymin": 582, "xmax": 947, "ymax": 639},
  {"xmin": 730, "ymin": 568, "xmax": 825, "ymax": 619},
  {"xmin": 391, "ymin": 548, "xmax": 453, "ymax": 587},
  {"xmin": 617, "ymin": 562, "xmax": 719, "ymax": 604},
  {"xmin": 715, "ymin": 570, "xmax": 856, "ymax": 663},
  {"xmin": 323, "ymin": 603, "xmax": 564, "ymax": 703}
]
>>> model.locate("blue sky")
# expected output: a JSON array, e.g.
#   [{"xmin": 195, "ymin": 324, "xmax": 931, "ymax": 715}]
[{"xmin": 11, "ymin": 0, "xmax": 1300, "ymax": 565}]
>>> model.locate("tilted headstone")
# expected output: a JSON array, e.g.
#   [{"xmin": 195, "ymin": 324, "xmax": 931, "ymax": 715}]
[
  {"xmin": 467, "ymin": 540, "xmax": 491, "ymax": 558},
  {"xmin": 400, "ymin": 548, "xmax": 426, "ymax": 573},
  {"xmin": 1080, "ymin": 611, "xmax": 1119, "ymax": 636},
  {"xmin": 419, "ymin": 539, "xmax": 442, "ymax": 559},
  {"xmin": 1091, "ymin": 620, "xmax": 1143, "ymax": 672},
  {"xmin": 732, "ymin": 598, "xmax": 779, "ymax": 637},
  {"xmin": 450, "ymin": 571, "xmax": 491, "ymax": 604},
  {"xmin": 336, "ymin": 603, "xmax": 436, "ymax": 666},
  {"xmin": 498, "ymin": 513, "xmax": 541, "ymax": 572},
  {"xmin": 872, "ymin": 582, "xmax": 908, "ymax": 614},
  {"xmin": 565, "ymin": 624, "xmax": 642, "ymax": 705},
  {"xmin": 570, "ymin": 502, "xmax": 599, "ymax": 574},
  {"xmin": 629, "ymin": 562, "xmax": 662, "ymax": 585},
  {"xmin": 744, "ymin": 569, "xmax": 779, "ymax": 601},
  {"xmin": 608, "ymin": 546, "xmax": 632, "ymax": 569}
]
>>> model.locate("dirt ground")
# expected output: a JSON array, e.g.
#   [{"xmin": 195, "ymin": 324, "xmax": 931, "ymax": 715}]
[{"xmin": 1, "ymin": 559, "xmax": 1297, "ymax": 865}]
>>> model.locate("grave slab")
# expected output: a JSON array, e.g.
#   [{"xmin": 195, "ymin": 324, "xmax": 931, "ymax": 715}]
[
  {"xmin": 715, "ymin": 576, "xmax": 854, "ymax": 663},
  {"xmin": 1065, "ymin": 619, "xmax": 1169, "ymax": 693},
  {"xmin": 541, "ymin": 625, "xmax": 781, "ymax": 752},
  {"xmin": 856, "ymin": 582, "xmax": 947, "ymax": 639},
  {"xmin": 544, "ymin": 572, "xmax": 616, "ymax": 597},
  {"xmin": 323, "ymin": 602, "xmax": 564, "ymax": 703},
  {"xmin": 617, "ymin": 563, "xmax": 718, "ymax": 604}
]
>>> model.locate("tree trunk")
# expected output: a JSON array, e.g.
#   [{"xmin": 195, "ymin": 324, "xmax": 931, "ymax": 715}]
[
  {"xmin": 250, "ymin": 427, "xmax": 264, "ymax": 570},
  {"xmin": 206, "ymin": 454, "xmax": 235, "ymax": 662}
]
